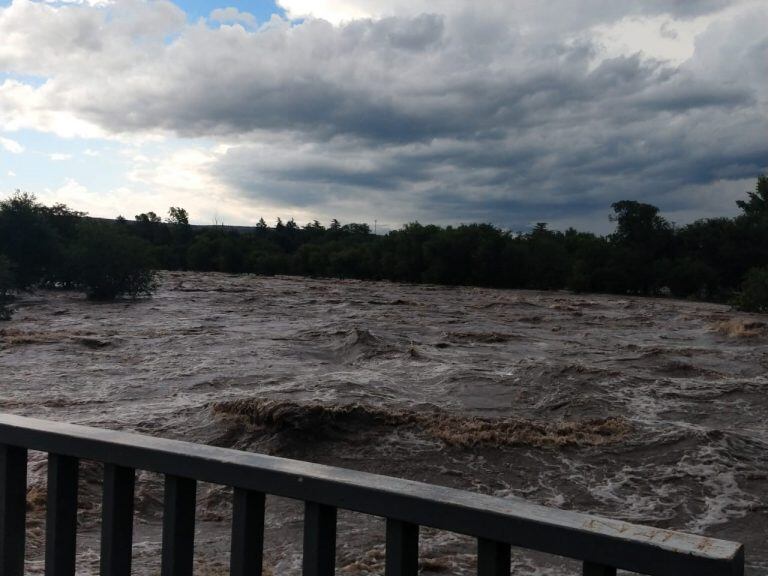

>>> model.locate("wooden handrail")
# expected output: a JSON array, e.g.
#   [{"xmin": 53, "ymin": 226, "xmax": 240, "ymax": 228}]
[{"xmin": 0, "ymin": 414, "xmax": 744, "ymax": 576}]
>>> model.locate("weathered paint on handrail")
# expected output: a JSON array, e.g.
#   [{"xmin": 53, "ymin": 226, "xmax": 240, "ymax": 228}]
[{"xmin": 0, "ymin": 414, "xmax": 744, "ymax": 576}]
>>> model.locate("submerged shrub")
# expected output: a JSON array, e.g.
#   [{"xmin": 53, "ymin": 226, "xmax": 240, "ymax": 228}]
[
  {"xmin": 70, "ymin": 223, "xmax": 158, "ymax": 300},
  {"xmin": 732, "ymin": 266, "xmax": 768, "ymax": 313}
]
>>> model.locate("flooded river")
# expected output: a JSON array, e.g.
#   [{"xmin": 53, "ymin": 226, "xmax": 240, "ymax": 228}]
[{"xmin": 1, "ymin": 271, "xmax": 767, "ymax": 574}]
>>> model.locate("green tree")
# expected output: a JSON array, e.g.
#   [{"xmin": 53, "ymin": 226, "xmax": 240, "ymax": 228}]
[
  {"xmin": 134, "ymin": 211, "xmax": 169, "ymax": 246},
  {"xmin": 0, "ymin": 254, "xmax": 13, "ymax": 296},
  {"xmin": 304, "ymin": 220, "xmax": 325, "ymax": 231},
  {"xmin": 736, "ymin": 175, "xmax": 768, "ymax": 218},
  {"xmin": 294, "ymin": 244, "xmax": 330, "ymax": 276},
  {"xmin": 70, "ymin": 223, "xmax": 157, "ymax": 300},
  {"xmin": 525, "ymin": 223, "xmax": 569, "ymax": 290},
  {"xmin": 0, "ymin": 254, "xmax": 14, "ymax": 320},
  {"xmin": 166, "ymin": 207, "xmax": 189, "ymax": 226},
  {"xmin": 732, "ymin": 267, "xmax": 768, "ymax": 313},
  {"xmin": 610, "ymin": 201, "xmax": 671, "ymax": 246},
  {"xmin": 0, "ymin": 191, "xmax": 60, "ymax": 288},
  {"xmin": 187, "ymin": 234, "xmax": 218, "ymax": 271},
  {"xmin": 162, "ymin": 207, "xmax": 191, "ymax": 269},
  {"xmin": 730, "ymin": 175, "xmax": 768, "ymax": 281},
  {"xmin": 676, "ymin": 218, "xmax": 744, "ymax": 295},
  {"xmin": 609, "ymin": 200, "xmax": 673, "ymax": 294},
  {"xmin": 341, "ymin": 223, "xmax": 371, "ymax": 235},
  {"xmin": 216, "ymin": 235, "xmax": 246, "ymax": 273},
  {"xmin": 135, "ymin": 211, "xmax": 161, "ymax": 224}
]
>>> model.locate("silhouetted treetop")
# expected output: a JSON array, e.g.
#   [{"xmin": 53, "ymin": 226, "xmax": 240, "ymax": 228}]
[
  {"xmin": 167, "ymin": 207, "xmax": 189, "ymax": 226},
  {"xmin": 736, "ymin": 175, "xmax": 768, "ymax": 218},
  {"xmin": 610, "ymin": 201, "xmax": 671, "ymax": 245}
]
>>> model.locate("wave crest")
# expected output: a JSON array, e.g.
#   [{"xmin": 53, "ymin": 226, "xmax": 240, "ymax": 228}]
[{"xmin": 212, "ymin": 399, "xmax": 630, "ymax": 448}]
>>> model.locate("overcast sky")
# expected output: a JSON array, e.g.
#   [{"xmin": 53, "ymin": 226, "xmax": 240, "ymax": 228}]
[{"xmin": 0, "ymin": 0, "xmax": 765, "ymax": 232}]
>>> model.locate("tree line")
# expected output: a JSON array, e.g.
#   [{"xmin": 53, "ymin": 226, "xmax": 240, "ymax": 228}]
[{"xmin": 1, "ymin": 175, "xmax": 767, "ymax": 318}]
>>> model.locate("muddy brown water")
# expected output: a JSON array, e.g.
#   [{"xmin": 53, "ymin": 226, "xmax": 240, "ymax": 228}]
[{"xmin": 1, "ymin": 271, "xmax": 767, "ymax": 575}]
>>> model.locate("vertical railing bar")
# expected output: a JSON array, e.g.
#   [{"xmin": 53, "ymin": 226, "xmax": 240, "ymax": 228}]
[
  {"xmin": 583, "ymin": 562, "xmax": 617, "ymax": 576},
  {"xmin": 45, "ymin": 453, "xmax": 79, "ymax": 576},
  {"xmin": 385, "ymin": 518, "xmax": 419, "ymax": 576},
  {"xmin": 230, "ymin": 488, "xmax": 265, "ymax": 576},
  {"xmin": 303, "ymin": 501, "xmax": 337, "ymax": 576},
  {"xmin": 0, "ymin": 445, "xmax": 27, "ymax": 576},
  {"xmin": 477, "ymin": 537, "xmax": 510, "ymax": 576},
  {"xmin": 100, "ymin": 464, "xmax": 135, "ymax": 576},
  {"xmin": 161, "ymin": 475, "xmax": 197, "ymax": 576}
]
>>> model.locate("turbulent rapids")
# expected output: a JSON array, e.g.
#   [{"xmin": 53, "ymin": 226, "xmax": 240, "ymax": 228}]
[
  {"xmin": 1, "ymin": 271, "xmax": 767, "ymax": 575},
  {"xmin": 212, "ymin": 399, "xmax": 631, "ymax": 448}
]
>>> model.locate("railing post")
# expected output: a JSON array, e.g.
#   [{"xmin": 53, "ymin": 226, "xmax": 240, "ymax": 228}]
[
  {"xmin": 100, "ymin": 464, "xmax": 135, "ymax": 576},
  {"xmin": 583, "ymin": 562, "xmax": 617, "ymax": 576},
  {"xmin": 477, "ymin": 538, "xmax": 510, "ymax": 576},
  {"xmin": 45, "ymin": 454, "xmax": 80, "ymax": 576},
  {"xmin": 303, "ymin": 501, "xmax": 336, "ymax": 576},
  {"xmin": 161, "ymin": 475, "xmax": 197, "ymax": 576},
  {"xmin": 0, "ymin": 445, "xmax": 27, "ymax": 576},
  {"xmin": 230, "ymin": 488, "xmax": 265, "ymax": 576},
  {"xmin": 385, "ymin": 519, "xmax": 419, "ymax": 576}
]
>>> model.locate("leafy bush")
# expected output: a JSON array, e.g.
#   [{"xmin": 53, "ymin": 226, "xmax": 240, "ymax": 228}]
[
  {"xmin": 186, "ymin": 235, "xmax": 217, "ymax": 271},
  {"xmin": 0, "ymin": 254, "xmax": 13, "ymax": 294},
  {"xmin": 0, "ymin": 254, "xmax": 14, "ymax": 320},
  {"xmin": 655, "ymin": 257, "xmax": 718, "ymax": 298},
  {"xmin": 70, "ymin": 223, "xmax": 158, "ymax": 300},
  {"xmin": 732, "ymin": 267, "xmax": 768, "ymax": 313}
]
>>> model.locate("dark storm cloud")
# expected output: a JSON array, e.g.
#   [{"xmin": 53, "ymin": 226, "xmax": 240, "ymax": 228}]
[{"xmin": 1, "ymin": 0, "xmax": 766, "ymax": 229}]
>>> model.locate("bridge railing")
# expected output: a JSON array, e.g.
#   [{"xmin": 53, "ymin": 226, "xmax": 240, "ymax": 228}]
[{"xmin": 0, "ymin": 414, "xmax": 744, "ymax": 576}]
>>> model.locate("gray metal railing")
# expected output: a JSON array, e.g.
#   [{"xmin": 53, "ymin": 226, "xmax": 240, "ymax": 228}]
[{"xmin": 0, "ymin": 414, "xmax": 744, "ymax": 576}]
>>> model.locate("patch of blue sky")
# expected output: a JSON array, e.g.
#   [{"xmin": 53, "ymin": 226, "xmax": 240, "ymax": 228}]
[
  {"xmin": 0, "ymin": 0, "xmax": 285, "ymax": 22},
  {"xmin": 176, "ymin": 1, "xmax": 291, "ymax": 45},
  {"xmin": 0, "ymin": 130, "xmax": 229, "ymax": 216},
  {"xmin": 1, "ymin": 129, "xmax": 126, "ymax": 198},
  {"xmin": 0, "ymin": 72, "xmax": 48, "ymax": 88},
  {"xmin": 170, "ymin": 0, "xmax": 284, "ymax": 24}
]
